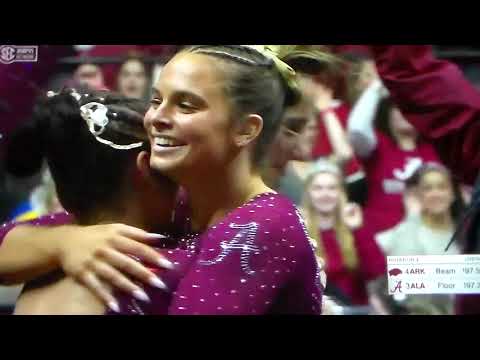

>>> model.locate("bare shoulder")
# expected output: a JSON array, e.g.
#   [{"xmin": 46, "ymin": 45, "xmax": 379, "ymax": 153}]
[{"xmin": 15, "ymin": 274, "xmax": 105, "ymax": 315}]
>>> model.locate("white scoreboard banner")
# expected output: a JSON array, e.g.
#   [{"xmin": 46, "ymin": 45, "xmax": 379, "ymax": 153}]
[{"xmin": 387, "ymin": 255, "xmax": 480, "ymax": 295}]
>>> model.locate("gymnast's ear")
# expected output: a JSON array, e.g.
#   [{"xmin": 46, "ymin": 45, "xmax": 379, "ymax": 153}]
[
  {"xmin": 136, "ymin": 151, "xmax": 151, "ymax": 178},
  {"xmin": 233, "ymin": 114, "xmax": 264, "ymax": 148},
  {"xmin": 134, "ymin": 150, "xmax": 157, "ymax": 188}
]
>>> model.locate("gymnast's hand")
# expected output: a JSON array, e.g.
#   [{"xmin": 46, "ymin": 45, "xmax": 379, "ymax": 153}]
[{"xmin": 57, "ymin": 224, "xmax": 173, "ymax": 313}]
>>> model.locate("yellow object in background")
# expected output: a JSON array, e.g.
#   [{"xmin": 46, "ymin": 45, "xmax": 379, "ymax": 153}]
[{"xmin": 15, "ymin": 210, "xmax": 40, "ymax": 222}]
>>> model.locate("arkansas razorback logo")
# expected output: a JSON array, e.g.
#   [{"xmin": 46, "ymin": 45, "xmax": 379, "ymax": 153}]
[{"xmin": 389, "ymin": 268, "xmax": 403, "ymax": 277}]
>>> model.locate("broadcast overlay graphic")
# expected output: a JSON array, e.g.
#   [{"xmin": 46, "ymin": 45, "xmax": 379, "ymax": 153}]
[
  {"xmin": 388, "ymin": 255, "xmax": 480, "ymax": 295},
  {"xmin": 0, "ymin": 45, "xmax": 38, "ymax": 64}
]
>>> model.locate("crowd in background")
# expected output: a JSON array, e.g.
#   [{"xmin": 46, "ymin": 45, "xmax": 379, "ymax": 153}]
[{"xmin": 1, "ymin": 45, "xmax": 479, "ymax": 315}]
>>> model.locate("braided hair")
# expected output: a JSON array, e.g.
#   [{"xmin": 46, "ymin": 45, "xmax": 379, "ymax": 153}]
[
  {"xmin": 6, "ymin": 88, "xmax": 150, "ymax": 221},
  {"xmin": 180, "ymin": 45, "xmax": 339, "ymax": 166}
]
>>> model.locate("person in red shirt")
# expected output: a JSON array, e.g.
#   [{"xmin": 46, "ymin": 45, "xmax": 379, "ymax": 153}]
[
  {"xmin": 348, "ymin": 79, "xmax": 440, "ymax": 235},
  {"xmin": 366, "ymin": 45, "xmax": 480, "ymax": 315},
  {"xmin": 301, "ymin": 160, "xmax": 386, "ymax": 306},
  {"xmin": 369, "ymin": 46, "xmax": 480, "ymax": 185},
  {"xmin": 297, "ymin": 69, "xmax": 368, "ymax": 206}
]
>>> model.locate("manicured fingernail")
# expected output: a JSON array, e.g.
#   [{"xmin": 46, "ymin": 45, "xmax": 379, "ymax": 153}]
[
  {"xmin": 147, "ymin": 233, "xmax": 167, "ymax": 239},
  {"xmin": 129, "ymin": 255, "xmax": 141, "ymax": 262},
  {"xmin": 108, "ymin": 301, "xmax": 120, "ymax": 313},
  {"xmin": 132, "ymin": 289, "xmax": 151, "ymax": 303},
  {"xmin": 150, "ymin": 277, "xmax": 168, "ymax": 290},
  {"xmin": 158, "ymin": 258, "xmax": 174, "ymax": 270}
]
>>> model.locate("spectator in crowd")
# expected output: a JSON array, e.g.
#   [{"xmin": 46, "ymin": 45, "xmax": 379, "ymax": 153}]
[
  {"xmin": 344, "ymin": 53, "xmax": 379, "ymax": 107},
  {"xmin": 262, "ymin": 94, "xmax": 315, "ymax": 204},
  {"xmin": 73, "ymin": 46, "xmax": 142, "ymax": 90},
  {"xmin": 116, "ymin": 56, "xmax": 150, "ymax": 100},
  {"xmin": 299, "ymin": 74, "xmax": 353, "ymax": 166},
  {"xmin": 297, "ymin": 62, "xmax": 368, "ymax": 206},
  {"xmin": 74, "ymin": 46, "xmax": 178, "ymax": 90},
  {"xmin": 262, "ymin": 46, "xmax": 353, "ymax": 205},
  {"xmin": 272, "ymin": 69, "xmax": 367, "ymax": 204},
  {"xmin": 376, "ymin": 163, "xmax": 463, "ymax": 256},
  {"xmin": 301, "ymin": 160, "xmax": 386, "ymax": 306},
  {"xmin": 348, "ymin": 81, "xmax": 440, "ymax": 235},
  {"xmin": 367, "ymin": 45, "xmax": 480, "ymax": 314},
  {"xmin": 372, "ymin": 163, "xmax": 463, "ymax": 315},
  {"xmin": 73, "ymin": 62, "xmax": 106, "ymax": 91}
]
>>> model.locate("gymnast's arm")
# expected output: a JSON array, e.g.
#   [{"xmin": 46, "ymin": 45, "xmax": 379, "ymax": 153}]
[
  {"xmin": 0, "ymin": 214, "xmax": 72, "ymax": 285},
  {"xmin": 0, "ymin": 215, "xmax": 172, "ymax": 307}
]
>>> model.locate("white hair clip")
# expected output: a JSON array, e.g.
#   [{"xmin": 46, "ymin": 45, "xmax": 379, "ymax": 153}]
[
  {"xmin": 47, "ymin": 89, "xmax": 84, "ymax": 103},
  {"xmin": 80, "ymin": 102, "xmax": 109, "ymax": 135},
  {"xmin": 70, "ymin": 89, "xmax": 82, "ymax": 102},
  {"xmin": 79, "ymin": 102, "xmax": 144, "ymax": 150}
]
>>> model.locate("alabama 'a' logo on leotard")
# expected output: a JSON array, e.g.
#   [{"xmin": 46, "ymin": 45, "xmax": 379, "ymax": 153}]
[{"xmin": 199, "ymin": 222, "xmax": 260, "ymax": 275}]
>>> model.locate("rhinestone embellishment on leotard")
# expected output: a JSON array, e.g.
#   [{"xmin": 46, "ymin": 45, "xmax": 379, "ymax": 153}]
[{"xmin": 198, "ymin": 222, "xmax": 260, "ymax": 275}]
